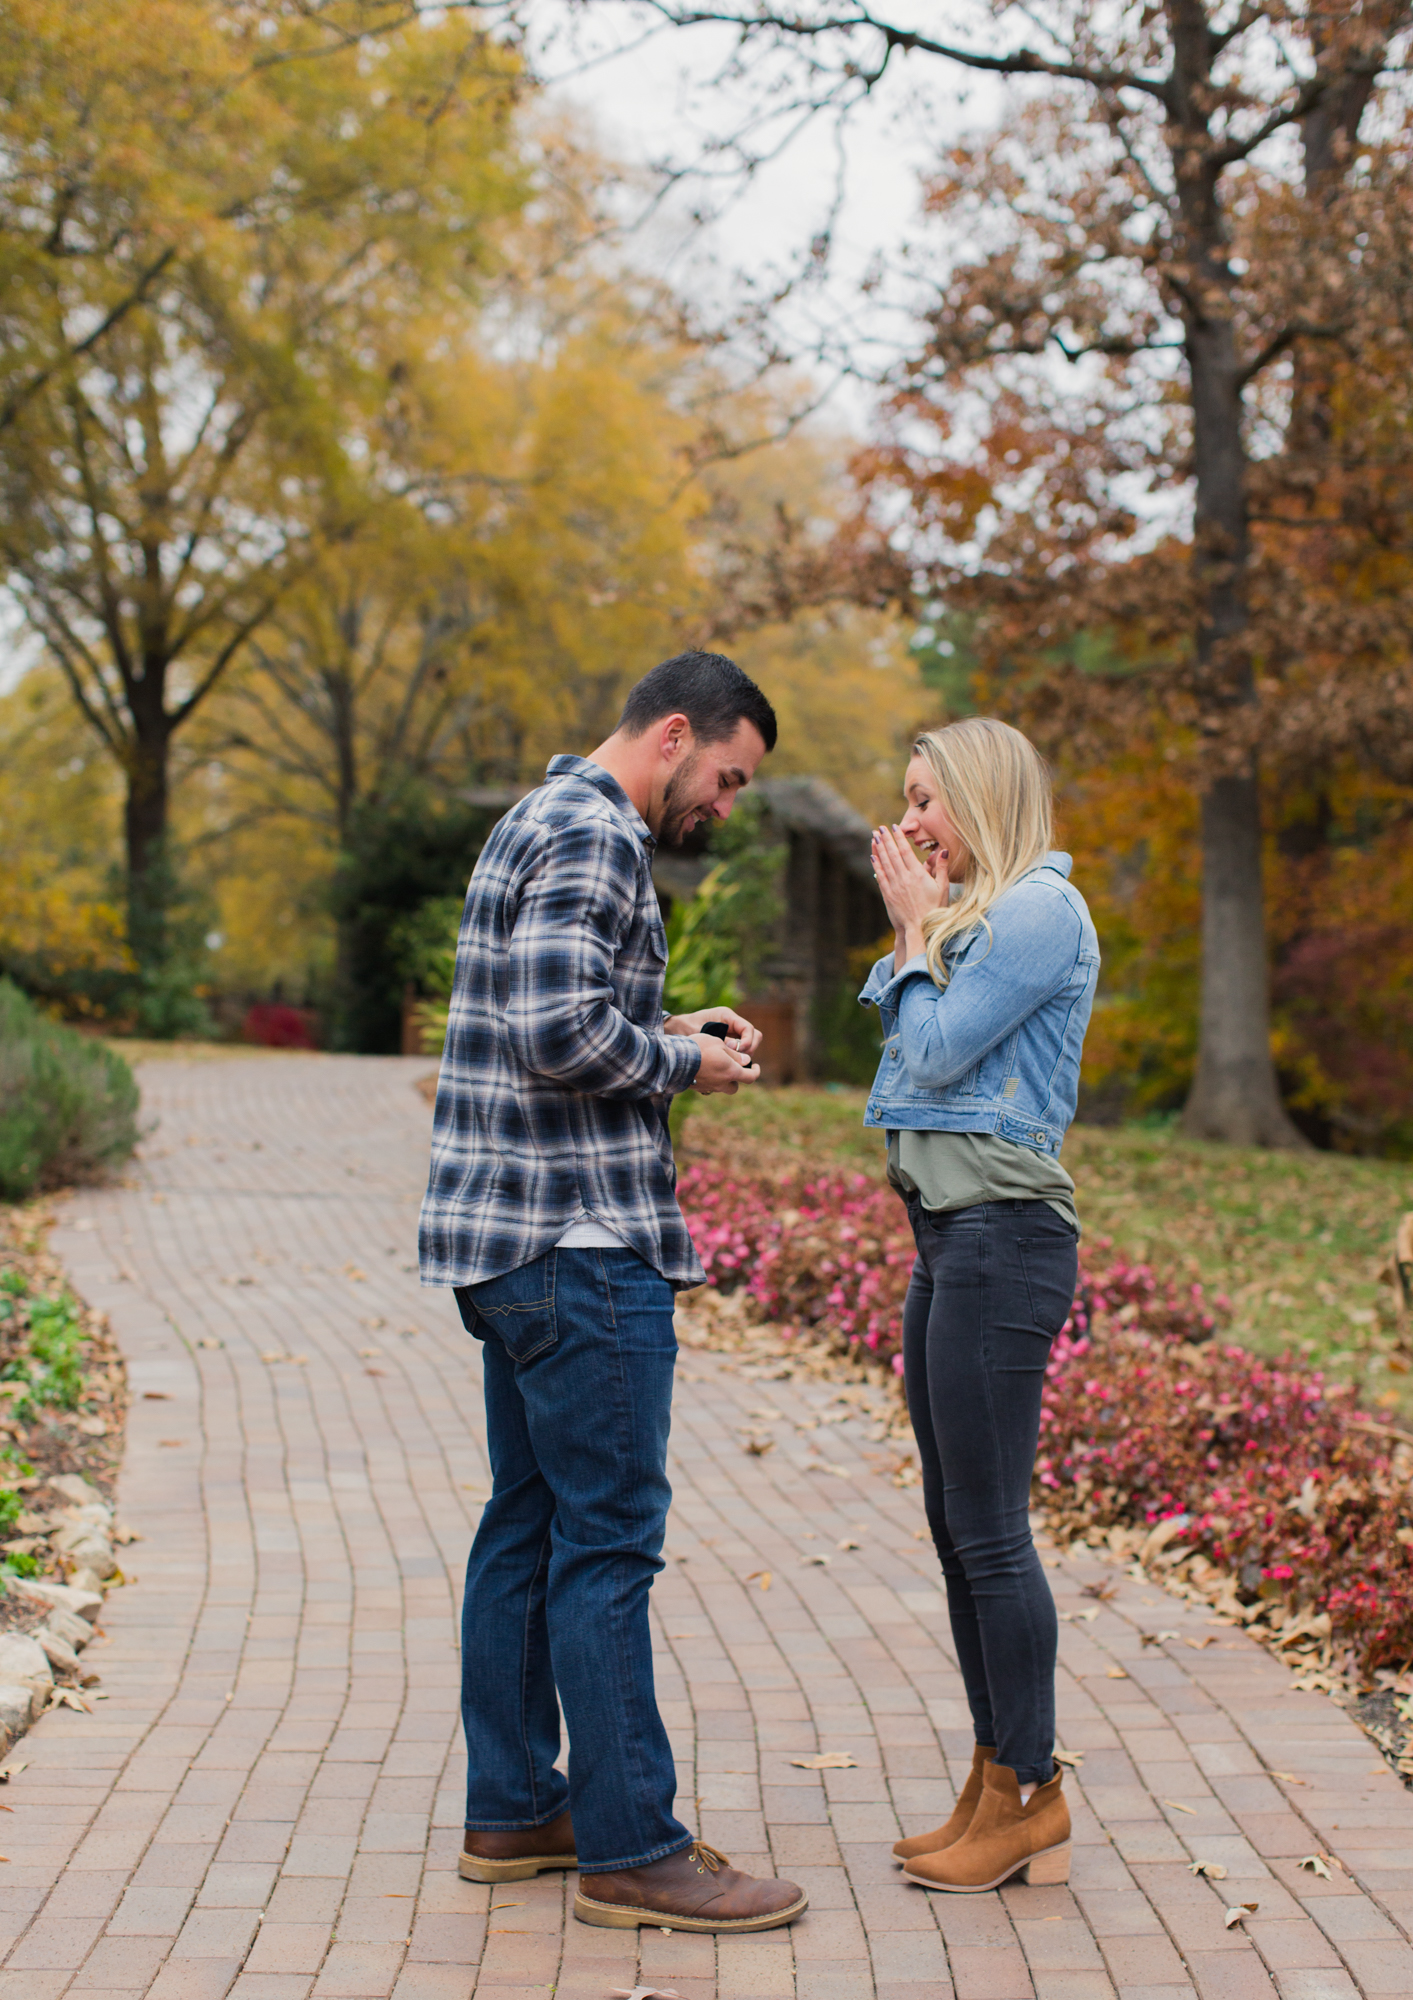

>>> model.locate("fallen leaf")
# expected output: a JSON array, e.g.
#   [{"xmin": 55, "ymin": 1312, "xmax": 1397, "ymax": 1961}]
[
  {"xmin": 801, "ymin": 1553, "xmax": 831, "ymax": 1566},
  {"xmin": 196, "ymin": 1337, "xmax": 222, "ymax": 1349},
  {"xmin": 1106, "ymin": 1667, "xmax": 1130, "ymax": 1680},
  {"xmin": 489, "ymin": 1902, "xmax": 525, "ymax": 1911},
  {"xmin": 744, "ymin": 1570, "xmax": 772, "ymax": 1592},
  {"xmin": 1164, "ymin": 1799, "xmax": 1197, "ymax": 1815},
  {"xmin": 743, "ymin": 1438, "xmax": 774, "ymax": 1455},
  {"xmin": 1141, "ymin": 1631, "xmax": 1179, "ymax": 1647},
  {"xmin": 344, "ymin": 1264, "xmax": 368, "ymax": 1281},
  {"xmin": 49, "ymin": 1688, "xmax": 92, "ymax": 1712},
  {"xmin": 1270, "ymin": 1771, "xmax": 1308, "ymax": 1785},
  {"xmin": 1188, "ymin": 1860, "xmax": 1228, "ymax": 1879},
  {"xmin": 158, "ymin": 1439, "xmax": 185, "ymax": 1448},
  {"xmin": 837, "ymin": 1538, "xmax": 861, "ymax": 1550},
  {"xmin": 365, "ymin": 1368, "xmax": 387, "ymax": 1378},
  {"xmin": 358, "ymin": 1347, "xmax": 383, "ymax": 1359},
  {"xmin": 0, "ymin": 1766, "xmax": 27, "ymax": 1783},
  {"xmin": 790, "ymin": 1752, "xmax": 858, "ymax": 1770},
  {"xmin": 1053, "ymin": 1750, "xmax": 1084, "ymax": 1769},
  {"xmin": 1081, "ymin": 1582, "xmax": 1117, "ymax": 1601},
  {"xmin": 1223, "ymin": 1903, "xmax": 1258, "ymax": 1928},
  {"xmin": 611, "ymin": 1988, "xmax": 684, "ymax": 1999},
  {"xmin": 1075, "ymin": 1608, "xmax": 1100, "ymax": 1622},
  {"xmin": 1297, "ymin": 1854, "xmax": 1331, "ymax": 1878},
  {"xmin": 141, "ymin": 1391, "xmax": 172, "ymax": 1401},
  {"xmin": 1184, "ymin": 1636, "xmax": 1217, "ymax": 1650}
]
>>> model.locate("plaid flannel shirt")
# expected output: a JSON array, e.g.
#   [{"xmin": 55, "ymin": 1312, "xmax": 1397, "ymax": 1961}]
[{"xmin": 418, "ymin": 755, "xmax": 706, "ymax": 1290}]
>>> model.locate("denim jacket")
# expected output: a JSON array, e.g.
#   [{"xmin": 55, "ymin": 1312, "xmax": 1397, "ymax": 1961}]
[{"xmin": 858, "ymin": 852, "xmax": 1099, "ymax": 1157}]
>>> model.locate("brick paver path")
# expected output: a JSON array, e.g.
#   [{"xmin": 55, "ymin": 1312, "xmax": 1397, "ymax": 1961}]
[{"xmin": 6, "ymin": 1055, "xmax": 1411, "ymax": 2000}]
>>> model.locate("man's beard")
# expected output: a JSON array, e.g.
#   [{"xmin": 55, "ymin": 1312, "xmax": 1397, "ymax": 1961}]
[{"xmin": 659, "ymin": 751, "xmax": 704, "ymax": 846}]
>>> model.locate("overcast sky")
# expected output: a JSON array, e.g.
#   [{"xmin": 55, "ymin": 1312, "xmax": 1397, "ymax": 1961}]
[{"xmin": 530, "ymin": 5, "xmax": 1007, "ymax": 429}]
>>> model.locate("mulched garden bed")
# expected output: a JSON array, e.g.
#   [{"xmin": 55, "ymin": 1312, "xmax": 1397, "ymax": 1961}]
[{"xmin": 0, "ymin": 1203, "xmax": 129, "ymax": 1636}]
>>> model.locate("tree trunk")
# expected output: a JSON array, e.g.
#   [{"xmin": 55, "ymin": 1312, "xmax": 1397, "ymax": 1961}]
[
  {"xmin": 1182, "ymin": 772, "xmax": 1304, "ymax": 1144},
  {"xmin": 1175, "ymin": 160, "xmax": 1307, "ymax": 1146},
  {"xmin": 123, "ymin": 708, "xmax": 172, "ymax": 965}
]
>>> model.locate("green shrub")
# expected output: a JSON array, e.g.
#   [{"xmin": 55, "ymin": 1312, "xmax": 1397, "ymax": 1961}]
[{"xmin": 0, "ymin": 980, "xmax": 140, "ymax": 1198}]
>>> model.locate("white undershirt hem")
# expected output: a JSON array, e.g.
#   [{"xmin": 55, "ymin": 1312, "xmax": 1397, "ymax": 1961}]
[{"xmin": 555, "ymin": 1218, "xmax": 628, "ymax": 1249}]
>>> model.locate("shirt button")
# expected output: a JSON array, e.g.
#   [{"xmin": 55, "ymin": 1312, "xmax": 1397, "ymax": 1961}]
[{"xmin": 888, "ymin": 1048, "xmax": 899, "ymax": 1060}]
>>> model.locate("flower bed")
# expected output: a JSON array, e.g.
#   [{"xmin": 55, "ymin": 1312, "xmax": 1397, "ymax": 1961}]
[{"xmin": 678, "ymin": 1157, "xmax": 1413, "ymax": 1690}]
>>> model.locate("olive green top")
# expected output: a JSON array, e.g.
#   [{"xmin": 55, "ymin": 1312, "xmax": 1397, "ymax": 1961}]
[{"xmin": 887, "ymin": 1129, "xmax": 1080, "ymax": 1236}]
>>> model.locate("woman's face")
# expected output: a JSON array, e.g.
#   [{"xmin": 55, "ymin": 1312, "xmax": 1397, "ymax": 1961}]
[{"xmin": 899, "ymin": 755, "xmax": 971, "ymax": 882}]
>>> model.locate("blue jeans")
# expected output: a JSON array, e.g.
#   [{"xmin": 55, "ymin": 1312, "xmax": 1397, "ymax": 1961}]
[
  {"xmin": 901, "ymin": 1198, "xmax": 1078, "ymax": 1786},
  {"xmin": 454, "ymin": 1246, "xmax": 693, "ymax": 1874}
]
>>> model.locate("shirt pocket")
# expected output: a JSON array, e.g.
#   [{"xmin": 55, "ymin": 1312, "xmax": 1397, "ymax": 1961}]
[{"xmin": 456, "ymin": 1256, "xmax": 559, "ymax": 1363}]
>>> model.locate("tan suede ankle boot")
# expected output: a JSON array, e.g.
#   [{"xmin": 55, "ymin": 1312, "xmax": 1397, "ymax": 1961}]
[
  {"xmin": 902, "ymin": 1760, "xmax": 1069, "ymax": 1893},
  {"xmin": 892, "ymin": 1744, "xmax": 996, "ymax": 1862}
]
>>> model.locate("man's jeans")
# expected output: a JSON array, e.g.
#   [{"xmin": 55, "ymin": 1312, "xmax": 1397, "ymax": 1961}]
[
  {"xmin": 902, "ymin": 1198, "xmax": 1078, "ymax": 1786},
  {"xmin": 454, "ymin": 1246, "xmax": 693, "ymax": 1874}
]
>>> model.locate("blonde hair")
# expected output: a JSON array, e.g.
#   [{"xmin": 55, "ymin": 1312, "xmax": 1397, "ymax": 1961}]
[{"xmin": 913, "ymin": 718, "xmax": 1054, "ymax": 986}]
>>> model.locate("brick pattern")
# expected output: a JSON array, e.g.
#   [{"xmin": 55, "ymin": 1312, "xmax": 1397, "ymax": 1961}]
[{"xmin": 2, "ymin": 1053, "xmax": 1409, "ymax": 2000}]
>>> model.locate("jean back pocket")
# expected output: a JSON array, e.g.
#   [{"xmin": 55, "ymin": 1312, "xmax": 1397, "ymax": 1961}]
[
  {"xmin": 1017, "ymin": 1226, "xmax": 1079, "ymax": 1338},
  {"xmin": 455, "ymin": 1254, "xmax": 558, "ymax": 1363}
]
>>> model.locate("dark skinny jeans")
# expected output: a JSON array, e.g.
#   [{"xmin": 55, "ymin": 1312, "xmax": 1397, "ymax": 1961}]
[{"xmin": 901, "ymin": 1196, "xmax": 1078, "ymax": 1786}]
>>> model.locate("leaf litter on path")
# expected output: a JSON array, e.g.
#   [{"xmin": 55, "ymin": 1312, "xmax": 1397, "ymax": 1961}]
[{"xmin": 791, "ymin": 1752, "xmax": 857, "ymax": 1770}]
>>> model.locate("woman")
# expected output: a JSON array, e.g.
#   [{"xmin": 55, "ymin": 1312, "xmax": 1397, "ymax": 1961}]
[{"xmin": 862, "ymin": 717, "xmax": 1098, "ymax": 1894}]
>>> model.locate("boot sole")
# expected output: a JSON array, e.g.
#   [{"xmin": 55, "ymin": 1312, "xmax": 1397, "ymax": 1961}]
[
  {"xmin": 903, "ymin": 1840, "xmax": 1070, "ymax": 1893},
  {"xmin": 458, "ymin": 1850, "xmax": 577, "ymax": 1882},
  {"xmin": 573, "ymin": 1889, "xmax": 809, "ymax": 1932}
]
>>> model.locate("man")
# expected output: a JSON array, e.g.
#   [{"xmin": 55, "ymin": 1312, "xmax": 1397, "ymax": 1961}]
[{"xmin": 419, "ymin": 652, "xmax": 807, "ymax": 1934}]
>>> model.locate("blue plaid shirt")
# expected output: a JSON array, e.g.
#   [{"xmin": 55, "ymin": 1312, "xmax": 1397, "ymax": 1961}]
[{"xmin": 418, "ymin": 755, "xmax": 706, "ymax": 1289}]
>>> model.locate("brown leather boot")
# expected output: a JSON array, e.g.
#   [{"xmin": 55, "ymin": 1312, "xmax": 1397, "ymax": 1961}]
[
  {"xmin": 893, "ymin": 1744, "xmax": 996, "ymax": 1862},
  {"xmin": 575, "ymin": 1839, "xmax": 808, "ymax": 1932},
  {"xmin": 459, "ymin": 1809, "xmax": 577, "ymax": 1882},
  {"xmin": 902, "ymin": 1761, "xmax": 1070, "ymax": 1893}
]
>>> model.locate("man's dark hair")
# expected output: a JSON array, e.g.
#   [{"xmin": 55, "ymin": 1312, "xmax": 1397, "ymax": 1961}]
[{"xmin": 618, "ymin": 651, "xmax": 777, "ymax": 753}]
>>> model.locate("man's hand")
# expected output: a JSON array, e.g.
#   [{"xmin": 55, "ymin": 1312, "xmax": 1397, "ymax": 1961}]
[
  {"xmin": 688, "ymin": 1031, "xmax": 761, "ymax": 1095},
  {"xmin": 664, "ymin": 1005, "xmax": 763, "ymax": 1062}
]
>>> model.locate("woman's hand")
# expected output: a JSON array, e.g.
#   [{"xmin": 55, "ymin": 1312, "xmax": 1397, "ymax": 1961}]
[{"xmin": 872, "ymin": 823, "xmax": 949, "ymax": 964}]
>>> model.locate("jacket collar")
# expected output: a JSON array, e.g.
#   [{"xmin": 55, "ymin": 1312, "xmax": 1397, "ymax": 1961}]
[
  {"xmin": 545, "ymin": 753, "xmax": 655, "ymax": 848},
  {"xmin": 1039, "ymin": 850, "xmax": 1073, "ymax": 879}
]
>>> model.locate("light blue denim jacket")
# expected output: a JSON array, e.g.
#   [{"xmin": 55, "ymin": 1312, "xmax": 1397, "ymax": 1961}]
[{"xmin": 858, "ymin": 852, "xmax": 1099, "ymax": 1157}]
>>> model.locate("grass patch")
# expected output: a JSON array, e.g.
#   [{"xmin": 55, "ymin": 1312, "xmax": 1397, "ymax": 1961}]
[{"xmin": 681, "ymin": 1088, "xmax": 1413, "ymax": 1406}]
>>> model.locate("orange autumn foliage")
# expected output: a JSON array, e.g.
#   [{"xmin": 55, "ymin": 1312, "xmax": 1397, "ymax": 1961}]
[{"xmin": 1062, "ymin": 742, "xmax": 1413, "ymax": 1155}]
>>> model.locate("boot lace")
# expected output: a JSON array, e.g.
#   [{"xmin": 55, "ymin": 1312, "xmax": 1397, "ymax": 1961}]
[{"xmin": 691, "ymin": 1841, "xmax": 729, "ymax": 1875}]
